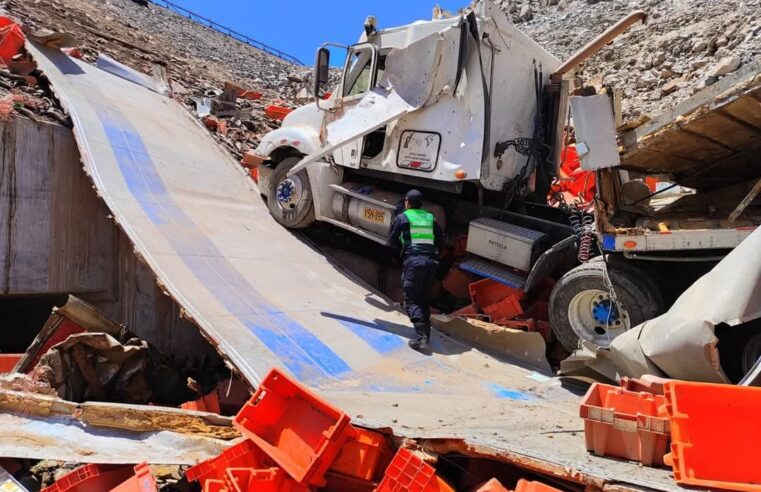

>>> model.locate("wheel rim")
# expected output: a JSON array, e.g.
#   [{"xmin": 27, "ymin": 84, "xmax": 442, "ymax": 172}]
[
  {"xmin": 275, "ymin": 175, "xmax": 304, "ymax": 212},
  {"xmin": 568, "ymin": 289, "xmax": 630, "ymax": 348},
  {"xmin": 741, "ymin": 332, "xmax": 761, "ymax": 375}
]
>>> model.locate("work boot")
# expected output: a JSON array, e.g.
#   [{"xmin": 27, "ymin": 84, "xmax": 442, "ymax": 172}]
[{"xmin": 408, "ymin": 322, "xmax": 430, "ymax": 351}]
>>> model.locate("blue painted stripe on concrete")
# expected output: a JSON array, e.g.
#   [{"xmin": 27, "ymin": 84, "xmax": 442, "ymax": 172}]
[
  {"xmin": 96, "ymin": 108, "xmax": 351, "ymax": 381},
  {"xmin": 338, "ymin": 320, "xmax": 406, "ymax": 354},
  {"xmin": 486, "ymin": 382, "xmax": 534, "ymax": 401}
]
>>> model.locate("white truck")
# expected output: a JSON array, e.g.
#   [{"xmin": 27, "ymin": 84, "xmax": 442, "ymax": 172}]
[{"xmin": 247, "ymin": 0, "xmax": 761, "ymax": 373}]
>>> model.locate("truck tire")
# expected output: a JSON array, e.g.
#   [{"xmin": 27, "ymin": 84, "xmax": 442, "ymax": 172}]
[
  {"xmin": 549, "ymin": 258, "xmax": 664, "ymax": 352},
  {"xmin": 266, "ymin": 156, "xmax": 315, "ymax": 229}
]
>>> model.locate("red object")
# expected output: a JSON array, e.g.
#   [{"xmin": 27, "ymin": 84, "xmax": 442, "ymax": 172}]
[
  {"xmin": 619, "ymin": 376, "xmax": 669, "ymax": 396},
  {"xmin": 580, "ymin": 383, "xmax": 669, "ymax": 466},
  {"xmin": 474, "ymin": 478, "xmax": 509, "ymax": 492},
  {"xmin": 232, "ymin": 368, "xmax": 353, "ymax": 487},
  {"xmin": 451, "ymin": 303, "xmax": 480, "ymax": 318},
  {"xmin": 0, "ymin": 353, "xmax": 21, "ymax": 373},
  {"xmin": 41, "ymin": 464, "xmax": 134, "ymax": 492},
  {"xmin": 376, "ymin": 448, "xmax": 454, "ymax": 492},
  {"xmin": 182, "ymin": 391, "xmax": 221, "ymax": 414},
  {"xmin": 264, "ymin": 105, "xmax": 293, "ymax": 121},
  {"xmin": 329, "ymin": 428, "xmax": 393, "ymax": 481},
  {"xmin": 224, "ymin": 81, "xmax": 263, "ymax": 101},
  {"xmin": 323, "ymin": 471, "xmax": 377, "ymax": 492},
  {"xmin": 442, "ymin": 268, "xmax": 478, "ymax": 300},
  {"xmin": 0, "ymin": 17, "xmax": 25, "ymax": 64},
  {"xmin": 61, "ymin": 47, "xmax": 83, "ymax": 59},
  {"xmin": 204, "ymin": 116, "xmax": 219, "ymax": 130},
  {"xmin": 110, "ymin": 463, "xmax": 157, "ymax": 492},
  {"xmin": 663, "ymin": 381, "xmax": 761, "ymax": 491},
  {"xmin": 514, "ymin": 479, "xmax": 563, "ymax": 492},
  {"xmin": 223, "ymin": 467, "xmax": 307, "ymax": 492},
  {"xmin": 26, "ymin": 319, "xmax": 85, "ymax": 371},
  {"xmin": 481, "ymin": 294, "xmax": 523, "ymax": 322},
  {"xmin": 249, "ymin": 167, "xmax": 259, "ymax": 183},
  {"xmin": 468, "ymin": 278, "xmax": 524, "ymax": 310},
  {"xmin": 186, "ymin": 440, "xmax": 269, "ymax": 487},
  {"xmin": 202, "ymin": 480, "xmax": 227, "ymax": 492}
]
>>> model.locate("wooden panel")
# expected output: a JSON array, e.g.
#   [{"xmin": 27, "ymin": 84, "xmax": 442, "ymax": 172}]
[
  {"xmin": 681, "ymin": 110, "xmax": 761, "ymax": 151},
  {"xmin": 721, "ymin": 91, "xmax": 761, "ymax": 129}
]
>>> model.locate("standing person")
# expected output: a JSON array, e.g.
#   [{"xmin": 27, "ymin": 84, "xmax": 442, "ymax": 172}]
[{"xmin": 388, "ymin": 189, "xmax": 443, "ymax": 350}]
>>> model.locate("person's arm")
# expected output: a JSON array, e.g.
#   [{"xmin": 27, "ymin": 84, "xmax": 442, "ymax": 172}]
[
  {"xmin": 387, "ymin": 214, "xmax": 404, "ymax": 256},
  {"xmin": 433, "ymin": 219, "xmax": 444, "ymax": 252}
]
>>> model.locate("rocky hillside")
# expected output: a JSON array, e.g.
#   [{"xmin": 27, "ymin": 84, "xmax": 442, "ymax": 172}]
[
  {"xmin": 8, "ymin": 0, "xmax": 308, "ymax": 98},
  {"xmin": 501, "ymin": 0, "xmax": 761, "ymax": 122}
]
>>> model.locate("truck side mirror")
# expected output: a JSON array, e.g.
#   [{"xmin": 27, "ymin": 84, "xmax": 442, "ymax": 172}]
[{"xmin": 314, "ymin": 47, "xmax": 330, "ymax": 100}]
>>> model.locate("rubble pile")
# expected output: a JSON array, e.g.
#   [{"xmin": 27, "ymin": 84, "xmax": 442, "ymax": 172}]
[{"xmin": 502, "ymin": 0, "xmax": 761, "ymax": 121}]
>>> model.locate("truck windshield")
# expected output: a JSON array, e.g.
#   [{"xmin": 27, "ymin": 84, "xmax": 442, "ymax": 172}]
[
  {"xmin": 343, "ymin": 50, "xmax": 372, "ymax": 97},
  {"xmin": 342, "ymin": 49, "xmax": 386, "ymax": 97}
]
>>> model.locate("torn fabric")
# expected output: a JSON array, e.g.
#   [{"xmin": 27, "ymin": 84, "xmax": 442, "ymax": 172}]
[{"xmin": 609, "ymin": 226, "xmax": 761, "ymax": 382}]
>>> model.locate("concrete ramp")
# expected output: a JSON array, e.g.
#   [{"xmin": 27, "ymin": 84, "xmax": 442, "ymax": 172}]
[{"xmin": 30, "ymin": 43, "xmax": 678, "ymax": 490}]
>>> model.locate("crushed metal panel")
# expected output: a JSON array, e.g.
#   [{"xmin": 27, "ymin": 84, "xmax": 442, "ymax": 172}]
[
  {"xmin": 610, "ymin": 226, "xmax": 761, "ymax": 382},
  {"xmin": 0, "ymin": 411, "xmax": 230, "ymax": 464},
  {"xmin": 570, "ymin": 95, "xmax": 621, "ymax": 170}
]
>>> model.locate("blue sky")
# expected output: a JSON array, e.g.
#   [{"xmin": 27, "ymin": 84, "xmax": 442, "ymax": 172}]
[{"xmin": 164, "ymin": 0, "xmax": 466, "ymax": 65}]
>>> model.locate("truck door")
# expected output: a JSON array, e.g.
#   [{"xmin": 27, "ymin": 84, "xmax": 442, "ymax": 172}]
[{"xmin": 331, "ymin": 43, "xmax": 378, "ymax": 169}]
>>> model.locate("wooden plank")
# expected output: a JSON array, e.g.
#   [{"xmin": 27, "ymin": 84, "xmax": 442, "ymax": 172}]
[
  {"xmin": 680, "ymin": 110, "xmax": 761, "ymax": 151},
  {"xmin": 0, "ymin": 388, "xmax": 238, "ymax": 439},
  {"xmin": 721, "ymin": 91, "xmax": 761, "ymax": 129},
  {"xmin": 729, "ymin": 178, "xmax": 761, "ymax": 221}
]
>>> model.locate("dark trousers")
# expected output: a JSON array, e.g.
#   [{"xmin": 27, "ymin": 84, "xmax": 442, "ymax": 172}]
[{"xmin": 401, "ymin": 255, "xmax": 438, "ymax": 328}]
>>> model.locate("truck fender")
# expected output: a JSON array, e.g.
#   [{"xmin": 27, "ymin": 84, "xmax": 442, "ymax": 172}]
[{"xmin": 252, "ymin": 126, "xmax": 322, "ymax": 164}]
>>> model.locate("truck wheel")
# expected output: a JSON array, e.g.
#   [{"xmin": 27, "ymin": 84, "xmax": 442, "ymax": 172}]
[
  {"xmin": 549, "ymin": 259, "xmax": 664, "ymax": 351},
  {"xmin": 266, "ymin": 156, "xmax": 315, "ymax": 229}
]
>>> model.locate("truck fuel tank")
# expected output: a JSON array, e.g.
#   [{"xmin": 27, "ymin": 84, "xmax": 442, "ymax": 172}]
[{"xmin": 330, "ymin": 183, "xmax": 446, "ymax": 238}]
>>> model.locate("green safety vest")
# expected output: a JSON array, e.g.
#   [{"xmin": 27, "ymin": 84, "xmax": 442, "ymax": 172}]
[{"xmin": 402, "ymin": 209, "xmax": 435, "ymax": 246}]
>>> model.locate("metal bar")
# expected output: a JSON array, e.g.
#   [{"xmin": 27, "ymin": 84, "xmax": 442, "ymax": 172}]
[
  {"xmin": 551, "ymin": 10, "xmax": 647, "ymax": 80},
  {"xmin": 729, "ymin": 178, "xmax": 761, "ymax": 222},
  {"xmin": 145, "ymin": 0, "xmax": 304, "ymax": 65}
]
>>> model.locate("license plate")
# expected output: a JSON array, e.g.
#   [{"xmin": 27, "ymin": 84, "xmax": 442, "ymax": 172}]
[{"xmin": 363, "ymin": 207, "xmax": 386, "ymax": 223}]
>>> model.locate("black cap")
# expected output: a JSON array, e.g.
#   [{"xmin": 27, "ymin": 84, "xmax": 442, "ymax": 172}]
[{"xmin": 405, "ymin": 189, "xmax": 423, "ymax": 208}]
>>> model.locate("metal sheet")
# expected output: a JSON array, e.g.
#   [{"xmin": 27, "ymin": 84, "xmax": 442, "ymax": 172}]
[
  {"xmin": 569, "ymin": 95, "xmax": 620, "ymax": 170},
  {"xmin": 609, "ymin": 226, "xmax": 761, "ymax": 382},
  {"xmin": 28, "ymin": 43, "xmax": 681, "ymax": 491},
  {"xmin": 0, "ymin": 411, "xmax": 228, "ymax": 464}
]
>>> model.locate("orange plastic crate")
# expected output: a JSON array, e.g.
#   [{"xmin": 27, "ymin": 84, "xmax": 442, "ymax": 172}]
[
  {"xmin": 264, "ymin": 105, "xmax": 292, "ymax": 121},
  {"xmin": 329, "ymin": 428, "xmax": 393, "ymax": 481},
  {"xmin": 580, "ymin": 383, "xmax": 669, "ymax": 466},
  {"xmin": 110, "ymin": 463, "xmax": 157, "ymax": 492},
  {"xmin": 0, "ymin": 354, "xmax": 21, "ymax": 374},
  {"xmin": 664, "ymin": 381, "xmax": 761, "ymax": 491},
  {"xmin": 482, "ymin": 294, "xmax": 523, "ymax": 322},
  {"xmin": 468, "ymin": 278, "xmax": 524, "ymax": 309},
  {"xmin": 224, "ymin": 467, "xmax": 307, "ymax": 492},
  {"xmin": 515, "ymin": 479, "xmax": 563, "ymax": 492},
  {"xmin": 185, "ymin": 439, "xmax": 269, "ymax": 486},
  {"xmin": 202, "ymin": 479, "xmax": 227, "ymax": 492},
  {"xmin": 232, "ymin": 368, "xmax": 353, "ymax": 487},
  {"xmin": 41, "ymin": 464, "xmax": 134, "ymax": 492},
  {"xmin": 376, "ymin": 448, "xmax": 454, "ymax": 492},
  {"xmin": 474, "ymin": 478, "xmax": 509, "ymax": 492}
]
